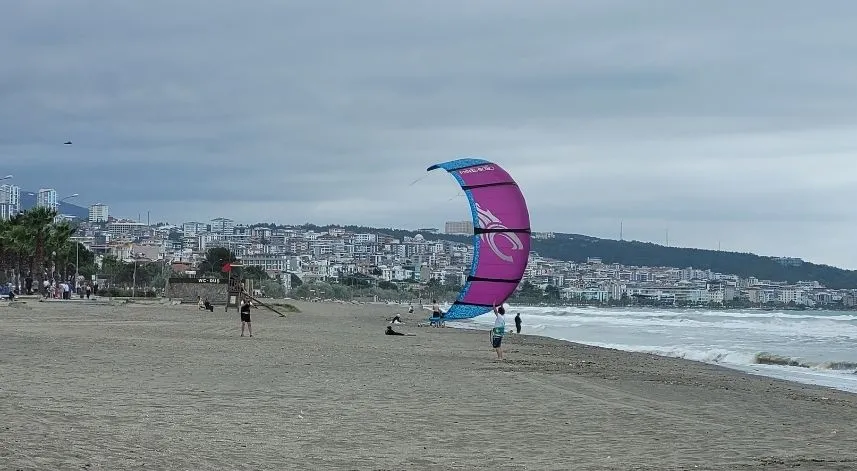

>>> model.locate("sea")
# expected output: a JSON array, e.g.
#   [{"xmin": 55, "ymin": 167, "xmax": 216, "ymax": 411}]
[{"xmin": 449, "ymin": 306, "xmax": 857, "ymax": 393}]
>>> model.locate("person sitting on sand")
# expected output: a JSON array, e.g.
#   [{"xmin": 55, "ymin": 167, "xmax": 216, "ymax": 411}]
[
  {"xmin": 391, "ymin": 313, "xmax": 402, "ymax": 324},
  {"xmin": 385, "ymin": 325, "xmax": 405, "ymax": 336},
  {"xmin": 197, "ymin": 296, "xmax": 205, "ymax": 310},
  {"xmin": 491, "ymin": 304, "xmax": 506, "ymax": 360},
  {"xmin": 203, "ymin": 299, "xmax": 214, "ymax": 312},
  {"xmin": 240, "ymin": 299, "xmax": 253, "ymax": 337}
]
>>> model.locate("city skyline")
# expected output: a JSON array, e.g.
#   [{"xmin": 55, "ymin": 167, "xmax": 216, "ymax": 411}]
[
  {"xmin": 3, "ymin": 2, "xmax": 857, "ymax": 268},
  {"xmin": 7, "ymin": 184, "xmax": 857, "ymax": 275}
]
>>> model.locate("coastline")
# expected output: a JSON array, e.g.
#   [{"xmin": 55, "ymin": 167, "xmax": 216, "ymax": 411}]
[{"xmin": 2, "ymin": 299, "xmax": 856, "ymax": 470}]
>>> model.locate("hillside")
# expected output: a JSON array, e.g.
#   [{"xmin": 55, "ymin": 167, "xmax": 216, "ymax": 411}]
[
  {"xmin": 293, "ymin": 223, "xmax": 857, "ymax": 289},
  {"xmin": 19, "ymin": 191, "xmax": 89, "ymax": 219}
]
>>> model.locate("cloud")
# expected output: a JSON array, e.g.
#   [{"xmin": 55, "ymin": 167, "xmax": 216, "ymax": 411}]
[{"xmin": 3, "ymin": 1, "xmax": 857, "ymax": 267}]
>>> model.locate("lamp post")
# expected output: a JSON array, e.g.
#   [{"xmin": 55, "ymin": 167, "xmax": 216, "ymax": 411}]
[
  {"xmin": 59, "ymin": 194, "xmax": 80, "ymax": 291},
  {"xmin": 132, "ymin": 253, "xmax": 140, "ymax": 299}
]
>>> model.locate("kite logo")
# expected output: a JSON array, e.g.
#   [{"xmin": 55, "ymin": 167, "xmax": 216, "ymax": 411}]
[
  {"xmin": 475, "ymin": 203, "xmax": 523, "ymax": 262},
  {"xmin": 459, "ymin": 165, "xmax": 495, "ymax": 175}
]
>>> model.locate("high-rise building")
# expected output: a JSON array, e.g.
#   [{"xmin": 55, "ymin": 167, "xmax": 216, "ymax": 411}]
[
  {"xmin": 210, "ymin": 217, "xmax": 235, "ymax": 234},
  {"xmin": 89, "ymin": 203, "xmax": 109, "ymax": 223},
  {"xmin": 37, "ymin": 188, "xmax": 58, "ymax": 211},
  {"xmin": 182, "ymin": 221, "xmax": 209, "ymax": 236},
  {"xmin": 444, "ymin": 220, "xmax": 474, "ymax": 235},
  {"xmin": 0, "ymin": 184, "xmax": 20, "ymax": 220}
]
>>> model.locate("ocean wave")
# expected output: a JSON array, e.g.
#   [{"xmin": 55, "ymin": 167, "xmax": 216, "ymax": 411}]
[
  {"xmin": 514, "ymin": 306, "xmax": 857, "ymax": 322},
  {"xmin": 491, "ymin": 310, "xmax": 857, "ymax": 340},
  {"xmin": 586, "ymin": 345, "xmax": 857, "ymax": 373}
]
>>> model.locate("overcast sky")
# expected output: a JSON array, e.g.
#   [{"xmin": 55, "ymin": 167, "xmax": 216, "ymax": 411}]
[{"xmin": 3, "ymin": 1, "xmax": 857, "ymax": 267}]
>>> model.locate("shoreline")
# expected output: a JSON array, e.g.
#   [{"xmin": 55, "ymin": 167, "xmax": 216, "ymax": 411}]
[{"xmin": 2, "ymin": 300, "xmax": 857, "ymax": 469}]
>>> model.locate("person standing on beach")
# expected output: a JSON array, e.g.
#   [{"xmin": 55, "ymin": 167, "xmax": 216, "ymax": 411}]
[
  {"xmin": 491, "ymin": 304, "xmax": 506, "ymax": 360},
  {"xmin": 240, "ymin": 298, "xmax": 253, "ymax": 337},
  {"xmin": 431, "ymin": 299, "xmax": 445, "ymax": 327},
  {"xmin": 515, "ymin": 312, "xmax": 522, "ymax": 334}
]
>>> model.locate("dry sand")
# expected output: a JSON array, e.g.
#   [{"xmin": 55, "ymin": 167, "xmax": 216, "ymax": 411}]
[{"xmin": 1, "ymin": 298, "xmax": 856, "ymax": 470}]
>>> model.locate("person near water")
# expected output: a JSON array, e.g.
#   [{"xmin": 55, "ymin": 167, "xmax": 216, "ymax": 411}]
[
  {"xmin": 491, "ymin": 304, "xmax": 506, "ymax": 360},
  {"xmin": 408, "ymin": 304, "xmax": 414, "ymax": 314},
  {"xmin": 240, "ymin": 298, "xmax": 253, "ymax": 337},
  {"xmin": 515, "ymin": 312, "xmax": 522, "ymax": 334}
]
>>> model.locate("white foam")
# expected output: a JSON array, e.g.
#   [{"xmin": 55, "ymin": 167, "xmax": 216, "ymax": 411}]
[{"xmin": 454, "ymin": 306, "xmax": 857, "ymax": 393}]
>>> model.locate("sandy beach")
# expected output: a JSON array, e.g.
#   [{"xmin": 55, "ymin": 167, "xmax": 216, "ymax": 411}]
[{"xmin": 1, "ymin": 299, "xmax": 856, "ymax": 470}]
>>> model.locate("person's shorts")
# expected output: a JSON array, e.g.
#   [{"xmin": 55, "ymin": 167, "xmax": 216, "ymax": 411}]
[
  {"xmin": 241, "ymin": 313, "xmax": 251, "ymax": 323},
  {"xmin": 492, "ymin": 335, "xmax": 503, "ymax": 348}
]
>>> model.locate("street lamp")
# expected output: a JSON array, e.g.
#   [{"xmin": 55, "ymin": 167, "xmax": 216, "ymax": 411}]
[
  {"xmin": 132, "ymin": 253, "xmax": 141, "ymax": 298},
  {"xmin": 58, "ymin": 194, "xmax": 80, "ymax": 290}
]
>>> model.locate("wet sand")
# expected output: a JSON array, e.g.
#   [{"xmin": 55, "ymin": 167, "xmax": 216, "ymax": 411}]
[{"xmin": 1, "ymin": 299, "xmax": 856, "ymax": 470}]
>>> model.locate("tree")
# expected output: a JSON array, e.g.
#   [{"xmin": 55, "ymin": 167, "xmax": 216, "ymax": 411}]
[
  {"xmin": 242, "ymin": 266, "xmax": 269, "ymax": 280},
  {"xmin": 199, "ymin": 247, "xmax": 238, "ymax": 274},
  {"xmin": 378, "ymin": 280, "xmax": 398, "ymax": 291},
  {"xmin": 260, "ymin": 279, "xmax": 286, "ymax": 298},
  {"xmin": 45, "ymin": 220, "xmax": 76, "ymax": 279},
  {"xmin": 19, "ymin": 207, "xmax": 59, "ymax": 290}
]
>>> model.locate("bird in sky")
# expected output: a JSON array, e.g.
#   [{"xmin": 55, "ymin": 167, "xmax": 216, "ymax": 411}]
[{"xmin": 63, "ymin": 141, "xmax": 72, "ymax": 145}]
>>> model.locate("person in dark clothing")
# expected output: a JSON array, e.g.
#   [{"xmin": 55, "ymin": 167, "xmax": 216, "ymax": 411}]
[
  {"xmin": 203, "ymin": 299, "xmax": 214, "ymax": 312},
  {"xmin": 385, "ymin": 325, "xmax": 405, "ymax": 336},
  {"xmin": 514, "ymin": 313, "xmax": 522, "ymax": 334},
  {"xmin": 240, "ymin": 299, "xmax": 253, "ymax": 337}
]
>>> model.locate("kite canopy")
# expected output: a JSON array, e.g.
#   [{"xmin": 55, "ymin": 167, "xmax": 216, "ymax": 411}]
[{"xmin": 427, "ymin": 158, "xmax": 531, "ymax": 319}]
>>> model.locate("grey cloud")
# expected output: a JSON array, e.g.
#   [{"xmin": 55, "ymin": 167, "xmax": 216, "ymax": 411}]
[{"xmin": 3, "ymin": 1, "xmax": 857, "ymax": 266}]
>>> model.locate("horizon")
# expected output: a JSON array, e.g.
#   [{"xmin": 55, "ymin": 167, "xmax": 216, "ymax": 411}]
[{"xmin": 3, "ymin": 2, "xmax": 857, "ymax": 268}]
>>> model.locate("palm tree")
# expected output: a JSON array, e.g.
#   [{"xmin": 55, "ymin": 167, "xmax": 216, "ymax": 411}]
[
  {"xmin": 0, "ymin": 217, "xmax": 14, "ymax": 284},
  {"xmin": 45, "ymin": 220, "xmax": 76, "ymax": 279},
  {"xmin": 0, "ymin": 214, "xmax": 34, "ymax": 290},
  {"xmin": 19, "ymin": 207, "xmax": 59, "ymax": 290}
]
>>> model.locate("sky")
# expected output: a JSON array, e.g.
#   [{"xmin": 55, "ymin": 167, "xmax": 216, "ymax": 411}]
[{"xmin": 3, "ymin": 1, "xmax": 857, "ymax": 268}]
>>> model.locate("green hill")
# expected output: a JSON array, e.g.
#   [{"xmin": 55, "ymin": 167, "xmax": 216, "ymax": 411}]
[
  {"xmin": 532, "ymin": 234, "xmax": 857, "ymax": 289},
  {"xmin": 284, "ymin": 224, "xmax": 857, "ymax": 289}
]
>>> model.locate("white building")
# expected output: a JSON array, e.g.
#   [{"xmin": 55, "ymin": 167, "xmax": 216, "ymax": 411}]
[
  {"xmin": 182, "ymin": 221, "xmax": 209, "ymax": 236},
  {"xmin": 107, "ymin": 221, "xmax": 148, "ymax": 238},
  {"xmin": 37, "ymin": 188, "xmax": 58, "ymax": 211},
  {"xmin": 88, "ymin": 203, "xmax": 109, "ymax": 223},
  {"xmin": 0, "ymin": 184, "xmax": 20, "ymax": 215},
  {"xmin": 210, "ymin": 217, "xmax": 235, "ymax": 234},
  {"xmin": 445, "ymin": 220, "xmax": 473, "ymax": 235}
]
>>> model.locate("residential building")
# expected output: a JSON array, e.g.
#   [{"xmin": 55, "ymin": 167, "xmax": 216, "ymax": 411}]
[
  {"xmin": 88, "ymin": 203, "xmax": 109, "ymax": 223},
  {"xmin": 37, "ymin": 188, "xmax": 58, "ymax": 211},
  {"xmin": 0, "ymin": 184, "xmax": 20, "ymax": 217},
  {"xmin": 182, "ymin": 221, "xmax": 209, "ymax": 236},
  {"xmin": 445, "ymin": 220, "xmax": 473, "ymax": 235},
  {"xmin": 210, "ymin": 217, "xmax": 235, "ymax": 234}
]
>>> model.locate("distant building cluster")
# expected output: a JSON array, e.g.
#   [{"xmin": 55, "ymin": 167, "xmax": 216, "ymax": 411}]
[
  {"xmin": 527, "ymin": 256, "xmax": 853, "ymax": 308},
  {"xmin": 8, "ymin": 187, "xmax": 854, "ymax": 307}
]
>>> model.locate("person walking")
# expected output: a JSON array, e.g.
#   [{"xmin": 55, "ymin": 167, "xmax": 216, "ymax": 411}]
[
  {"xmin": 491, "ymin": 304, "xmax": 506, "ymax": 360},
  {"xmin": 514, "ymin": 312, "xmax": 522, "ymax": 334}
]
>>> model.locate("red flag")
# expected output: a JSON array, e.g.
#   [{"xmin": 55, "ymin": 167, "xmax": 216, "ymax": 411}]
[{"xmin": 221, "ymin": 263, "xmax": 232, "ymax": 273}]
